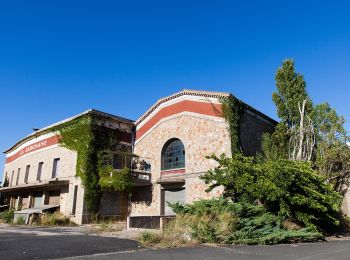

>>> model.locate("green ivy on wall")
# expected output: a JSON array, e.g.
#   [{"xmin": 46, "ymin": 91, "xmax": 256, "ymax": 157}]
[
  {"xmin": 55, "ymin": 114, "xmax": 133, "ymax": 214},
  {"xmin": 220, "ymin": 95, "xmax": 245, "ymax": 155}
]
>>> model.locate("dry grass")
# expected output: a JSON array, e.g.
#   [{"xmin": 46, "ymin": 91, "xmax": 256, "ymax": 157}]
[
  {"xmin": 138, "ymin": 212, "xmax": 238, "ymax": 248},
  {"xmin": 38, "ymin": 212, "xmax": 74, "ymax": 226}
]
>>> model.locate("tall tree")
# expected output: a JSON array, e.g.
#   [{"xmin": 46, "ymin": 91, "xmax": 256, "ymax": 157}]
[
  {"xmin": 273, "ymin": 59, "xmax": 313, "ymax": 128},
  {"xmin": 264, "ymin": 59, "xmax": 315, "ymax": 161}
]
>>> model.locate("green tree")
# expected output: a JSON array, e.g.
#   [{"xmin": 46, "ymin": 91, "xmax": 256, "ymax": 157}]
[
  {"xmin": 313, "ymin": 102, "xmax": 350, "ymax": 195},
  {"xmin": 273, "ymin": 59, "xmax": 313, "ymax": 128},
  {"xmin": 261, "ymin": 123, "xmax": 289, "ymax": 160}
]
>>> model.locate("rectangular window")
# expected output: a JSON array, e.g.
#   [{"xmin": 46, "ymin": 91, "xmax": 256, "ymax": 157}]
[
  {"xmin": 16, "ymin": 168, "xmax": 20, "ymax": 185},
  {"xmin": 52, "ymin": 158, "xmax": 60, "ymax": 178},
  {"xmin": 24, "ymin": 165, "xmax": 30, "ymax": 184},
  {"xmin": 10, "ymin": 171, "xmax": 14, "ymax": 186},
  {"xmin": 37, "ymin": 162, "xmax": 43, "ymax": 181},
  {"xmin": 72, "ymin": 185, "xmax": 78, "ymax": 215},
  {"xmin": 3, "ymin": 172, "xmax": 8, "ymax": 187}
]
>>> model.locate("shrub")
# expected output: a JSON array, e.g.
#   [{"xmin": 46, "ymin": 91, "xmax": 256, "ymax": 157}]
[
  {"xmin": 0, "ymin": 209, "xmax": 14, "ymax": 223},
  {"xmin": 201, "ymin": 154, "xmax": 342, "ymax": 231},
  {"xmin": 168, "ymin": 199, "xmax": 323, "ymax": 245}
]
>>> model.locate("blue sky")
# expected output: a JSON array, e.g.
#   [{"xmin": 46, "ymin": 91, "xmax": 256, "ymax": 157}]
[{"xmin": 1, "ymin": 1, "xmax": 350, "ymax": 178}]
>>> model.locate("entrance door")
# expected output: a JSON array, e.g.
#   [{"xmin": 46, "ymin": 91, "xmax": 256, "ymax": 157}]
[{"xmin": 163, "ymin": 187, "xmax": 185, "ymax": 215}]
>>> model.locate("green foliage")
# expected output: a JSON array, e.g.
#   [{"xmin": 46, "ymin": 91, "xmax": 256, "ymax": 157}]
[
  {"xmin": 201, "ymin": 154, "xmax": 342, "ymax": 230},
  {"xmin": 219, "ymin": 95, "xmax": 244, "ymax": 155},
  {"xmin": 0, "ymin": 209, "xmax": 14, "ymax": 223},
  {"xmin": 99, "ymin": 166, "xmax": 134, "ymax": 195},
  {"xmin": 58, "ymin": 115, "xmax": 130, "ymax": 213},
  {"xmin": 261, "ymin": 123, "xmax": 289, "ymax": 160},
  {"xmin": 59, "ymin": 116, "xmax": 101, "ymax": 213},
  {"xmin": 313, "ymin": 102, "xmax": 350, "ymax": 195},
  {"xmin": 273, "ymin": 59, "xmax": 313, "ymax": 128},
  {"xmin": 169, "ymin": 198, "xmax": 322, "ymax": 245},
  {"xmin": 15, "ymin": 216, "xmax": 25, "ymax": 225}
]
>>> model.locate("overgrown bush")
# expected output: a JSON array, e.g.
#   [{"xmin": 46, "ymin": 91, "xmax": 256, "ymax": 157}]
[
  {"xmin": 169, "ymin": 199, "xmax": 322, "ymax": 245},
  {"xmin": 201, "ymin": 154, "xmax": 342, "ymax": 231},
  {"xmin": 0, "ymin": 209, "xmax": 14, "ymax": 223}
]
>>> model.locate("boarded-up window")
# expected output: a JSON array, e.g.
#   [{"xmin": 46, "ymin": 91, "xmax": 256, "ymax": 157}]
[
  {"xmin": 48, "ymin": 190, "xmax": 60, "ymax": 205},
  {"xmin": 21, "ymin": 195, "xmax": 29, "ymax": 209}
]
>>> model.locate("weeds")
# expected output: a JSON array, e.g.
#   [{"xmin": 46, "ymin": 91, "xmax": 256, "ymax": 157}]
[
  {"xmin": 0, "ymin": 209, "xmax": 14, "ymax": 223},
  {"xmin": 39, "ymin": 212, "xmax": 73, "ymax": 226}
]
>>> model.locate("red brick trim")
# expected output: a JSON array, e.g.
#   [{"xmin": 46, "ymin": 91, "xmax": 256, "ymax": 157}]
[
  {"xmin": 5, "ymin": 135, "xmax": 60, "ymax": 164},
  {"xmin": 136, "ymin": 100, "xmax": 222, "ymax": 140},
  {"xmin": 161, "ymin": 169, "xmax": 186, "ymax": 175}
]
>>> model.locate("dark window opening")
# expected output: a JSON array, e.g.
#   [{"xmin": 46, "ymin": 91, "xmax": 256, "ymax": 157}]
[
  {"xmin": 72, "ymin": 185, "xmax": 78, "ymax": 215},
  {"xmin": 52, "ymin": 158, "xmax": 60, "ymax": 178},
  {"xmin": 37, "ymin": 162, "xmax": 43, "ymax": 181},
  {"xmin": 24, "ymin": 165, "xmax": 30, "ymax": 184},
  {"xmin": 16, "ymin": 168, "xmax": 20, "ymax": 185}
]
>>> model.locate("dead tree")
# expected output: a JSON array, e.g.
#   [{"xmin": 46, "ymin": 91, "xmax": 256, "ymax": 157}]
[{"xmin": 289, "ymin": 99, "xmax": 315, "ymax": 161}]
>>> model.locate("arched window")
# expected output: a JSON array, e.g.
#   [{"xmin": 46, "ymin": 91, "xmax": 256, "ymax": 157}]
[{"xmin": 161, "ymin": 139, "xmax": 185, "ymax": 170}]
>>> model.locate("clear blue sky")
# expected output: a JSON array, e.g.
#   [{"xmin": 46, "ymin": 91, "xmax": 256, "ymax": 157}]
[{"xmin": 1, "ymin": 1, "xmax": 350, "ymax": 178}]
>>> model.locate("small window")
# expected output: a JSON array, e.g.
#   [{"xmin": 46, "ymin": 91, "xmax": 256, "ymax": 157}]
[
  {"xmin": 52, "ymin": 158, "xmax": 60, "ymax": 178},
  {"xmin": 16, "ymin": 168, "xmax": 21, "ymax": 185},
  {"xmin": 24, "ymin": 165, "xmax": 30, "ymax": 184},
  {"xmin": 37, "ymin": 162, "xmax": 43, "ymax": 181}
]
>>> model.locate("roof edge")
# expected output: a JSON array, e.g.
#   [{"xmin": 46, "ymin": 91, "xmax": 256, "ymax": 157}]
[
  {"xmin": 3, "ymin": 109, "xmax": 134, "ymax": 154},
  {"xmin": 135, "ymin": 89, "xmax": 230, "ymax": 125}
]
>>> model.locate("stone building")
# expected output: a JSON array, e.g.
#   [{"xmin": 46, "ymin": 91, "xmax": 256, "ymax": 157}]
[
  {"xmin": 0, "ymin": 110, "xmax": 134, "ymax": 224},
  {"xmin": 0, "ymin": 89, "xmax": 276, "ymax": 226},
  {"xmin": 128, "ymin": 90, "xmax": 276, "ymax": 228}
]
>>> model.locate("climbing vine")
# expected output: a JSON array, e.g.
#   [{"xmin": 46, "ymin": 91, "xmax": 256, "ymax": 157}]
[
  {"xmin": 54, "ymin": 114, "xmax": 133, "ymax": 214},
  {"xmin": 219, "ymin": 95, "xmax": 245, "ymax": 155}
]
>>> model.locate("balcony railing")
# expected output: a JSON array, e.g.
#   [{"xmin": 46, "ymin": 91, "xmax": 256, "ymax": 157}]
[{"xmin": 130, "ymin": 156, "xmax": 152, "ymax": 185}]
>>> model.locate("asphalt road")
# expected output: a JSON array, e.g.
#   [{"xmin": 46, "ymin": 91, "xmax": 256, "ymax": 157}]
[
  {"xmin": 0, "ymin": 226, "xmax": 139, "ymax": 260},
  {"xmin": 1, "ymin": 225, "xmax": 350, "ymax": 260}
]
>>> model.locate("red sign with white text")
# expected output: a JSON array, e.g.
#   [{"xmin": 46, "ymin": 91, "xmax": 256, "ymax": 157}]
[{"xmin": 5, "ymin": 135, "xmax": 60, "ymax": 164}]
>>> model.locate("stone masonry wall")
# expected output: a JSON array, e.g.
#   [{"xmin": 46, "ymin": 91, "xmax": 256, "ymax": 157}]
[
  {"xmin": 132, "ymin": 113, "xmax": 231, "ymax": 216},
  {"xmin": 240, "ymin": 109, "xmax": 276, "ymax": 156}
]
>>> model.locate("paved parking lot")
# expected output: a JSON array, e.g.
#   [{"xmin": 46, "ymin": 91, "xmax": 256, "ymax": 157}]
[{"xmin": 1, "ymin": 224, "xmax": 350, "ymax": 260}]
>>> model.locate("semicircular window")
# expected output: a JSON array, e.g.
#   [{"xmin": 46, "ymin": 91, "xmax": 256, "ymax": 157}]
[{"xmin": 161, "ymin": 139, "xmax": 185, "ymax": 171}]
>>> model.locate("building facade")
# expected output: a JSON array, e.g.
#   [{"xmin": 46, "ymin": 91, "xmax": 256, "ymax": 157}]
[
  {"xmin": 1, "ymin": 110, "xmax": 134, "ymax": 224},
  {"xmin": 1, "ymin": 90, "xmax": 276, "ymax": 226}
]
